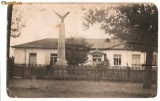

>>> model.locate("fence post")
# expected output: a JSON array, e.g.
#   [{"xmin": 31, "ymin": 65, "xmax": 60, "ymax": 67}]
[
  {"xmin": 21, "ymin": 64, "xmax": 25, "ymax": 78},
  {"xmin": 127, "ymin": 64, "xmax": 131, "ymax": 80}
]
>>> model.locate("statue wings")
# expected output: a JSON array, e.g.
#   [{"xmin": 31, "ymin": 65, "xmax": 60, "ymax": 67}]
[{"xmin": 55, "ymin": 12, "xmax": 70, "ymax": 23}]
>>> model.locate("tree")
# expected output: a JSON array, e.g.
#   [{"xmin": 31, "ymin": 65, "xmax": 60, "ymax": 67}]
[
  {"xmin": 66, "ymin": 36, "xmax": 92, "ymax": 65},
  {"xmin": 83, "ymin": 4, "xmax": 158, "ymax": 89},
  {"xmin": 97, "ymin": 55, "xmax": 110, "ymax": 68},
  {"xmin": 11, "ymin": 5, "xmax": 26, "ymax": 38}
]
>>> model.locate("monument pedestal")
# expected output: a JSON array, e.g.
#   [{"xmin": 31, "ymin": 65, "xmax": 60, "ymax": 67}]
[
  {"xmin": 55, "ymin": 59, "xmax": 67, "ymax": 66},
  {"xmin": 55, "ymin": 60, "xmax": 68, "ymax": 78}
]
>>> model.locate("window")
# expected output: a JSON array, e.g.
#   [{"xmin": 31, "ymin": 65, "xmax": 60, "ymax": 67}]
[
  {"xmin": 132, "ymin": 54, "xmax": 140, "ymax": 66},
  {"xmin": 92, "ymin": 53, "xmax": 102, "ymax": 65},
  {"xmin": 152, "ymin": 54, "xmax": 157, "ymax": 66},
  {"xmin": 93, "ymin": 58, "xmax": 96, "ymax": 62},
  {"xmin": 29, "ymin": 53, "xmax": 37, "ymax": 65},
  {"xmin": 114, "ymin": 54, "xmax": 121, "ymax": 66},
  {"xmin": 98, "ymin": 59, "xmax": 101, "ymax": 62},
  {"xmin": 50, "ymin": 53, "xmax": 57, "ymax": 65}
]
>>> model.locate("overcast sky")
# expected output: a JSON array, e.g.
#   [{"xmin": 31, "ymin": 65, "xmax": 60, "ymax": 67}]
[{"xmin": 10, "ymin": 3, "xmax": 118, "ymax": 46}]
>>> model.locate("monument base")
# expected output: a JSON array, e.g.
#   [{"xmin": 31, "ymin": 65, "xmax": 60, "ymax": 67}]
[{"xmin": 55, "ymin": 60, "xmax": 67, "ymax": 66}]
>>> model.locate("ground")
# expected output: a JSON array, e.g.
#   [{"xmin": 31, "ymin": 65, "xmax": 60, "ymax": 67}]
[{"xmin": 8, "ymin": 79, "xmax": 157, "ymax": 98}]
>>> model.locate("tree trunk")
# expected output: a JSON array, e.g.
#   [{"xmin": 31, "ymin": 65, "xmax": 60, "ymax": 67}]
[
  {"xmin": 143, "ymin": 50, "xmax": 153, "ymax": 89},
  {"xmin": 7, "ymin": 4, "xmax": 13, "ymax": 95}
]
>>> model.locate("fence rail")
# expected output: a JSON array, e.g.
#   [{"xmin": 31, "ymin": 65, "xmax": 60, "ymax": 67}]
[{"xmin": 13, "ymin": 64, "xmax": 157, "ymax": 83}]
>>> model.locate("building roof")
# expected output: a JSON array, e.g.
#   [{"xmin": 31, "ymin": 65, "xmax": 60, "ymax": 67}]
[{"xmin": 12, "ymin": 38, "xmax": 125, "ymax": 50}]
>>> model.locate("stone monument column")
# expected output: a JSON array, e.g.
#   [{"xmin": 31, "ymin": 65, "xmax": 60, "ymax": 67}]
[
  {"xmin": 55, "ymin": 12, "xmax": 70, "ymax": 66},
  {"xmin": 56, "ymin": 22, "xmax": 66, "ymax": 65}
]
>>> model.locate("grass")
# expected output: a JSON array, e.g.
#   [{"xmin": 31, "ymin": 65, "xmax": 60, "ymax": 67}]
[{"xmin": 8, "ymin": 78, "xmax": 157, "ymax": 98}]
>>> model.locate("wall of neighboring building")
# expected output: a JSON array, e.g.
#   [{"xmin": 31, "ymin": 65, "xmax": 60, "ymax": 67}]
[{"xmin": 14, "ymin": 48, "xmax": 57, "ymax": 65}]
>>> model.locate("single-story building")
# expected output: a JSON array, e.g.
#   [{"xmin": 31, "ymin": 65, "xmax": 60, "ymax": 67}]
[{"xmin": 12, "ymin": 38, "xmax": 157, "ymax": 67}]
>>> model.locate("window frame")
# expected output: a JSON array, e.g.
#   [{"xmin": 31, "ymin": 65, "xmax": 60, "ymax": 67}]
[
  {"xmin": 50, "ymin": 53, "xmax": 57, "ymax": 65},
  {"xmin": 132, "ymin": 54, "xmax": 141, "ymax": 66},
  {"xmin": 92, "ymin": 52, "xmax": 103, "ymax": 65},
  {"xmin": 152, "ymin": 54, "xmax": 157, "ymax": 66},
  {"xmin": 29, "ymin": 53, "xmax": 37, "ymax": 65},
  {"xmin": 113, "ymin": 54, "xmax": 121, "ymax": 66}
]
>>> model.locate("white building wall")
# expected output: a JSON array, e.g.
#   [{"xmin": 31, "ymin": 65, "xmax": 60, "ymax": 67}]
[
  {"xmin": 14, "ymin": 48, "xmax": 25, "ymax": 64},
  {"xmin": 85, "ymin": 54, "xmax": 92, "ymax": 65},
  {"xmin": 86, "ymin": 50, "xmax": 146, "ymax": 66},
  {"xmin": 103, "ymin": 50, "xmax": 146, "ymax": 66},
  {"xmin": 14, "ymin": 48, "xmax": 146, "ymax": 66},
  {"xmin": 14, "ymin": 48, "xmax": 57, "ymax": 65}
]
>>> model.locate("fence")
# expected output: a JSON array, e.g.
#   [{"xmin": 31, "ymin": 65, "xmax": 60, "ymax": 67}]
[{"xmin": 13, "ymin": 64, "xmax": 157, "ymax": 83}]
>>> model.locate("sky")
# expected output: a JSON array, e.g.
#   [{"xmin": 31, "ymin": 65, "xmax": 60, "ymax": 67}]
[{"xmin": 11, "ymin": 3, "xmax": 116, "ymax": 46}]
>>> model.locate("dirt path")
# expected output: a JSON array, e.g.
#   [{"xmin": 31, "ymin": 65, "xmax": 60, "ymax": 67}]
[{"xmin": 8, "ymin": 79, "xmax": 157, "ymax": 98}]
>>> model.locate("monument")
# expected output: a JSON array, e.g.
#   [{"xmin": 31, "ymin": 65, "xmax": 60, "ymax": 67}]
[{"xmin": 55, "ymin": 12, "xmax": 70, "ymax": 66}]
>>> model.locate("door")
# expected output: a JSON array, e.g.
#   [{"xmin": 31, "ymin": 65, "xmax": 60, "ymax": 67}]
[
  {"xmin": 29, "ymin": 53, "xmax": 37, "ymax": 65},
  {"xmin": 26, "ymin": 53, "xmax": 37, "ymax": 77}
]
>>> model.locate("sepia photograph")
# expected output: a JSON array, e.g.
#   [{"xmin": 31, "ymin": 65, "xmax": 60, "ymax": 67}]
[{"xmin": 7, "ymin": 3, "xmax": 157, "ymax": 98}]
